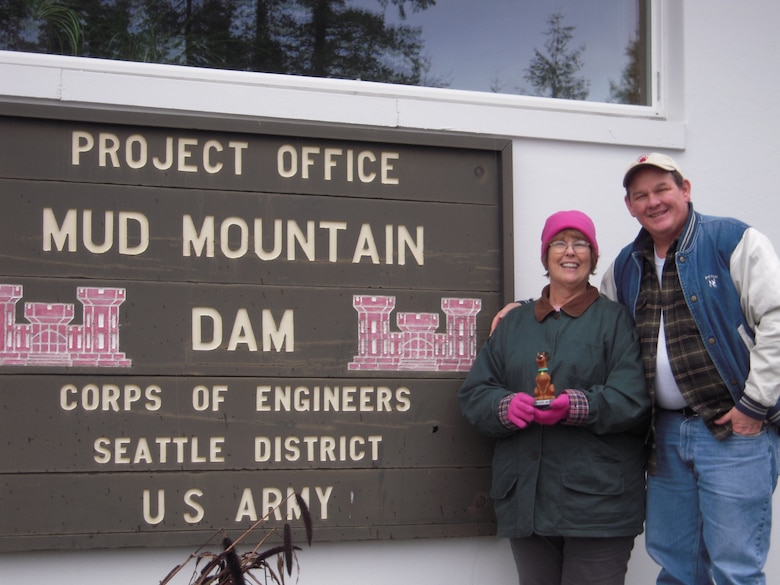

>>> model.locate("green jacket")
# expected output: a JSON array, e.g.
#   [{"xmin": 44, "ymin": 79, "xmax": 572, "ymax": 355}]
[{"xmin": 459, "ymin": 286, "xmax": 650, "ymax": 538}]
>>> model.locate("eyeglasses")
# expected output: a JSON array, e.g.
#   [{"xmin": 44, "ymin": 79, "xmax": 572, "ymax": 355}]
[{"xmin": 548, "ymin": 240, "xmax": 591, "ymax": 253}]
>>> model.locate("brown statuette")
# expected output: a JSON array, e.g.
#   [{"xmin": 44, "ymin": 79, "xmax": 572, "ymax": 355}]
[{"xmin": 533, "ymin": 351, "xmax": 555, "ymax": 407}]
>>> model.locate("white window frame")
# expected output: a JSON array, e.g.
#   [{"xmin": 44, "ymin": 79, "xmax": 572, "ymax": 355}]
[{"xmin": 0, "ymin": 1, "xmax": 682, "ymax": 149}]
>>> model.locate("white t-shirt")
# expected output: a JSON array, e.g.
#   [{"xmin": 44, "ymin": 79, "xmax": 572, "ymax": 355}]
[{"xmin": 654, "ymin": 251, "xmax": 688, "ymax": 410}]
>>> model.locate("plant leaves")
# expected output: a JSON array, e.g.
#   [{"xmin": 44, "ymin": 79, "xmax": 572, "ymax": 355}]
[
  {"xmin": 223, "ymin": 537, "xmax": 246, "ymax": 585},
  {"xmin": 283, "ymin": 523, "xmax": 293, "ymax": 576},
  {"xmin": 295, "ymin": 492, "xmax": 313, "ymax": 546}
]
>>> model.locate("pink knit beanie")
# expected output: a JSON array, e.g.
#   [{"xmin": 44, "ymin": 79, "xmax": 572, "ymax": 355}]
[{"xmin": 540, "ymin": 210, "xmax": 599, "ymax": 261}]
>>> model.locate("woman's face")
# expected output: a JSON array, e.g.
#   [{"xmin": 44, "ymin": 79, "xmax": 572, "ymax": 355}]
[{"xmin": 544, "ymin": 229, "xmax": 593, "ymax": 289}]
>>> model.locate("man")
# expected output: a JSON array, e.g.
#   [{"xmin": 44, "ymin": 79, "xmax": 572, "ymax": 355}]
[
  {"xmin": 599, "ymin": 153, "xmax": 780, "ymax": 584},
  {"xmin": 490, "ymin": 153, "xmax": 780, "ymax": 584}
]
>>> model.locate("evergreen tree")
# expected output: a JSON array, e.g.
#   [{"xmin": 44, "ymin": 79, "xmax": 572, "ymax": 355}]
[
  {"xmin": 0, "ymin": 0, "xmax": 83, "ymax": 54},
  {"xmin": 608, "ymin": 35, "xmax": 644, "ymax": 105},
  {"xmin": 524, "ymin": 10, "xmax": 589, "ymax": 100},
  {"xmin": 247, "ymin": 0, "xmax": 286, "ymax": 74},
  {"xmin": 278, "ymin": 0, "xmax": 426, "ymax": 84},
  {"xmin": 0, "ymin": 0, "xmax": 432, "ymax": 86}
]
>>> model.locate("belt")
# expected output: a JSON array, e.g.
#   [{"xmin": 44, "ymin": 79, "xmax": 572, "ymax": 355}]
[{"xmin": 660, "ymin": 406, "xmax": 699, "ymax": 418}]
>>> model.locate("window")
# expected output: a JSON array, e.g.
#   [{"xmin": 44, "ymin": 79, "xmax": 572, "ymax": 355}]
[
  {"xmin": 0, "ymin": 0, "xmax": 650, "ymax": 105},
  {"xmin": 365, "ymin": 0, "xmax": 650, "ymax": 105}
]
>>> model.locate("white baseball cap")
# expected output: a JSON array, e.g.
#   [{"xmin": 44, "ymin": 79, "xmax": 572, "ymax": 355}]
[{"xmin": 623, "ymin": 152, "xmax": 684, "ymax": 188}]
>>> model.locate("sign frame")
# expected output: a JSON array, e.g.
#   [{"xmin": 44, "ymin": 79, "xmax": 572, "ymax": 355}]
[{"xmin": 0, "ymin": 99, "xmax": 514, "ymax": 552}]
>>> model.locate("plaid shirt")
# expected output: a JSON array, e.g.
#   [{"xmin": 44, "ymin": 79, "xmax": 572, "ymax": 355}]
[{"xmin": 634, "ymin": 234, "xmax": 735, "ymax": 440}]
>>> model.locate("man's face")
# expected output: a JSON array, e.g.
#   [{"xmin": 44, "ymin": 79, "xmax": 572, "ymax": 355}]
[{"xmin": 624, "ymin": 166, "xmax": 691, "ymax": 245}]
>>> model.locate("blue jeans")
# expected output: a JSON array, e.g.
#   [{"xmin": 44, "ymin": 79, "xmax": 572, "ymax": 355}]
[{"xmin": 646, "ymin": 411, "xmax": 779, "ymax": 585}]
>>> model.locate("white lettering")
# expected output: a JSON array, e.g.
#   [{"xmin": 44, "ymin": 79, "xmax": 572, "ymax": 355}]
[
  {"xmin": 276, "ymin": 144, "xmax": 400, "ymax": 184},
  {"xmin": 352, "ymin": 223, "xmax": 380, "ymax": 263},
  {"xmin": 93, "ymin": 435, "xmax": 225, "ymax": 464},
  {"xmin": 255, "ymin": 385, "xmax": 411, "ymax": 412},
  {"xmin": 70, "ymin": 131, "xmax": 247, "ymax": 175},
  {"xmin": 220, "ymin": 217, "xmax": 249, "ymax": 259},
  {"xmin": 192, "ymin": 307, "xmax": 222, "ymax": 351},
  {"xmin": 235, "ymin": 485, "xmax": 333, "ymax": 522},
  {"xmin": 191, "ymin": 385, "xmax": 228, "ymax": 412},
  {"xmin": 183, "ymin": 489, "xmax": 205, "ymax": 523},
  {"xmin": 192, "ymin": 308, "xmax": 294, "ymax": 352},
  {"xmin": 59, "ymin": 383, "xmax": 162, "ymax": 411},
  {"xmin": 43, "ymin": 208, "xmax": 149, "ymax": 256},
  {"xmin": 254, "ymin": 434, "xmax": 382, "ymax": 463},
  {"xmin": 143, "ymin": 489, "xmax": 165, "ymax": 524},
  {"xmin": 71, "ymin": 131, "xmax": 94, "ymax": 165},
  {"xmin": 182, "ymin": 215, "xmax": 423, "ymax": 265}
]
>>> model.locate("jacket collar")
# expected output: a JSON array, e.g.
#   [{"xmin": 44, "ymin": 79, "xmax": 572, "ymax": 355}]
[
  {"xmin": 535, "ymin": 283, "xmax": 600, "ymax": 321},
  {"xmin": 677, "ymin": 203, "xmax": 699, "ymax": 252},
  {"xmin": 630, "ymin": 203, "xmax": 698, "ymax": 256}
]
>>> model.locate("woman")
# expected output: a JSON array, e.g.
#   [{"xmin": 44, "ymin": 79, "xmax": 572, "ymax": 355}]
[{"xmin": 459, "ymin": 210, "xmax": 649, "ymax": 585}]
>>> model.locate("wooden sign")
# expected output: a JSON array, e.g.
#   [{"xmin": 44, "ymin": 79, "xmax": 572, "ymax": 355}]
[{"xmin": 0, "ymin": 103, "xmax": 513, "ymax": 551}]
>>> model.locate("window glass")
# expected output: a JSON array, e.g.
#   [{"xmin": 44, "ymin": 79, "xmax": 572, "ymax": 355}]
[
  {"xmin": 363, "ymin": 0, "xmax": 649, "ymax": 104},
  {"xmin": 0, "ymin": 0, "xmax": 649, "ymax": 105}
]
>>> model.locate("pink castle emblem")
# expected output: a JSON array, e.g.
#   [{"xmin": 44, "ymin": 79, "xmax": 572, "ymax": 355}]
[
  {"xmin": 0, "ymin": 284, "xmax": 131, "ymax": 367},
  {"xmin": 349, "ymin": 295, "xmax": 481, "ymax": 372}
]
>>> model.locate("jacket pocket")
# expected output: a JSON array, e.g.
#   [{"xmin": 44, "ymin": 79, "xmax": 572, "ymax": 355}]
[
  {"xmin": 561, "ymin": 466, "xmax": 624, "ymax": 496},
  {"xmin": 490, "ymin": 469, "xmax": 517, "ymax": 500},
  {"xmin": 559, "ymin": 461, "xmax": 627, "ymax": 524},
  {"xmin": 489, "ymin": 469, "xmax": 519, "ymax": 529},
  {"xmin": 737, "ymin": 322, "xmax": 755, "ymax": 350}
]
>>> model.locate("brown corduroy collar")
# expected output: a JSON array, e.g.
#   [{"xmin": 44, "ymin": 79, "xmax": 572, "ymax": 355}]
[{"xmin": 534, "ymin": 283, "xmax": 600, "ymax": 321}]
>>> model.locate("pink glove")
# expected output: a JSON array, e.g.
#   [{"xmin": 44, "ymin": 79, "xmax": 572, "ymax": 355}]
[
  {"xmin": 534, "ymin": 393, "xmax": 570, "ymax": 425},
  {"xmin": 507, "ymin": 393, "xmax": 535, "ymax": 429}
]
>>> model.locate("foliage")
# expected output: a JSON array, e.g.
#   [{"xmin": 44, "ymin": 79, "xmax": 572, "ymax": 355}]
[
  {"xmin": 0, "ymin": 0, "xmax": 83, "ymax": 54},
  {"xmin": 524, "ymin": 10, "xmax": 589, "ymax": 100},
  {"xmin": 276, "ymin": 0, "xmax": 425, "ymax": 83},
  {"xmin": 0, "ymin": 0, "xmax": 432, "ymax": 85},
  {"xmin": 0, "ymin": 1, "xmax": 645, "ymax": 101},
  {"xmin": 160, "ymin": 491, "xmax": 313, "ymax": 585},
  {"xmin": 608, "ymin": 35, "xmax": 644, "ymax": 105}
]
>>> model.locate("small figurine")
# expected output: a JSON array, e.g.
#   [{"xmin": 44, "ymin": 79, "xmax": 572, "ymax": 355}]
[{"xmin": 533, "ymin": 351, "xmax": 555, "ymax": 407}]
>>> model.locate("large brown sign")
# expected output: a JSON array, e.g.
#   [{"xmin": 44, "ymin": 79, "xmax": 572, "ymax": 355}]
[{"xmin": 0, "ymin": 103, "xmax": 513, "ymax": 552}]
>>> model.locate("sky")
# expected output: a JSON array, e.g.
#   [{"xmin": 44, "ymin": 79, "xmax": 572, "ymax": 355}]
[{"xmin": 360, "ymin": 0, "xmax": 642, "ymax": 102}]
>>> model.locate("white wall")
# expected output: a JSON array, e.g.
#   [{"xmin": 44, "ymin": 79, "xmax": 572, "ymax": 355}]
[{"xmin": 1, "ymin": 1, "xmax": 779, "ymax": 583}]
